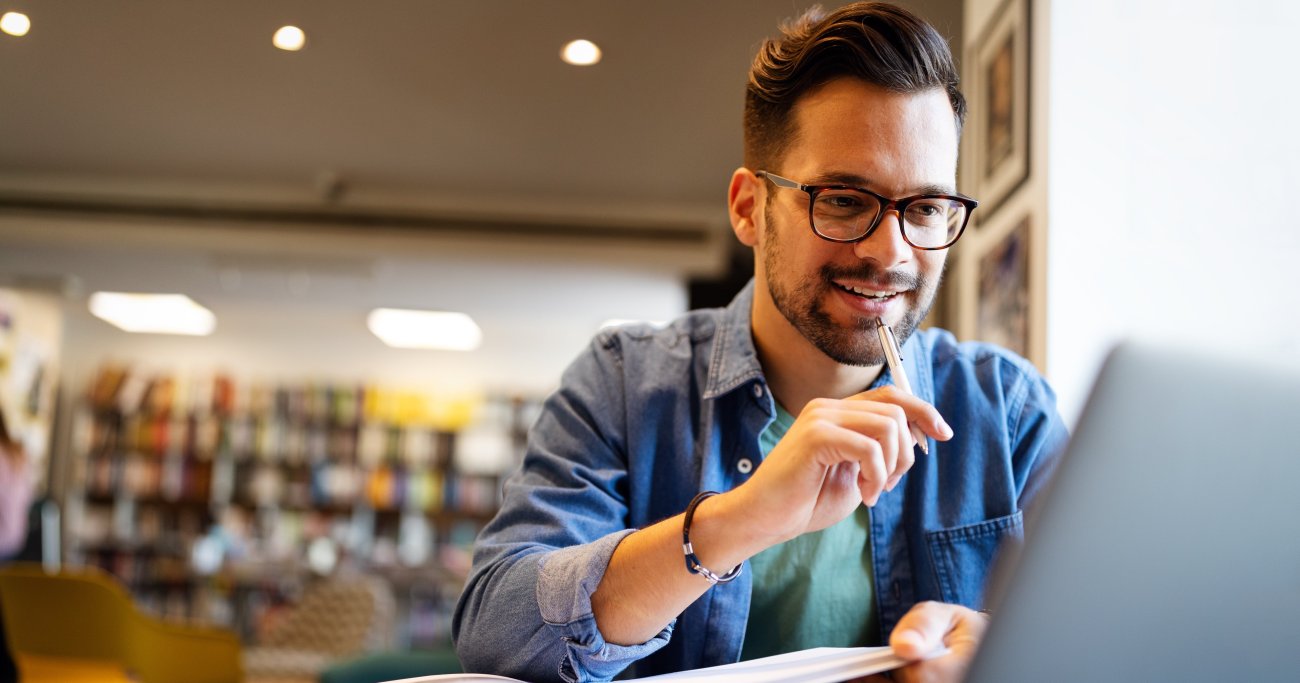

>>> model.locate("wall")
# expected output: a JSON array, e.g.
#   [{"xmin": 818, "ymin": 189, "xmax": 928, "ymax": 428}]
[
  {"xmin": 965, "ymin": 0, "xmax": 1300, "ymax": 423},
  {"xmin": 1045, "ymin": 0, "xmax": 1300, "ymax": 422}
]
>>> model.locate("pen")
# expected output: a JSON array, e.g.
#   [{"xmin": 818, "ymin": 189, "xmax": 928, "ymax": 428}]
[{"xmin": 875, "ymin": 318, "xmax": 929, "ymax": 455}]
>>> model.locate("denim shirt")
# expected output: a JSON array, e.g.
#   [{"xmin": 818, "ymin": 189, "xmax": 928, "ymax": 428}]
[{"xmin": 453, "ymin": 282, "xmax": 1069, "ymax": 683}]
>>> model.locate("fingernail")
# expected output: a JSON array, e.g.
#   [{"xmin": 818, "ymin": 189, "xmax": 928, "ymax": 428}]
[
  {"xmin": 885, "ymin": 476, "xmax": 899, "ymax": 492},
  {"xmin": 938, "ymin": 419, "xmax": 953, "ymax": 439}
]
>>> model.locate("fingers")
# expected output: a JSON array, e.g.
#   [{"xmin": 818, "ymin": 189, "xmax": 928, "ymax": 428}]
[
  {"xmin": 890, "ymin": 601, "xmax": 962, "ymax": 658},
  {"xmin": 848, "ymin": 386, "xmax": 954, "ymax": 443},
  {"xmin": 890, "ymin": 601, "xmax": 986, "ymax": 657},
  {"xmin": 777, "ymin": 391, "xmax": 948, "ymax": 510},
  {"xmin": 889, "ymin": 602, "xmax": 988, "ymax": 683},
  {"xmin": 798, "ymin": 401, "xmax": 907, "ymax": 504}
]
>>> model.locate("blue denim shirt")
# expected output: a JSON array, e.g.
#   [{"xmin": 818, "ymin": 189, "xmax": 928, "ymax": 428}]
[{"xmin": 454, "ymin": 282, "xmax": 1069, "ymax": 682}]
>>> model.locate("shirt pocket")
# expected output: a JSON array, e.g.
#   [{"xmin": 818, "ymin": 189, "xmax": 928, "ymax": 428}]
[{"xmin": 925, "ymin": 510, "xmax": 1024, "ymax": 608}]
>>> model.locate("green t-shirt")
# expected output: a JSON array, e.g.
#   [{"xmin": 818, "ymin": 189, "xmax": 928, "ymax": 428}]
[{"xmin": 739, "ymin": 404, "xmax": 879, "ymax": 661}]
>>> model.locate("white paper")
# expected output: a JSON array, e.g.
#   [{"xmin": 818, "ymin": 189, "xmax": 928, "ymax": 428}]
[{"xmin": 382, "ymin": 646, "xmax": 915, "ymax": 683}]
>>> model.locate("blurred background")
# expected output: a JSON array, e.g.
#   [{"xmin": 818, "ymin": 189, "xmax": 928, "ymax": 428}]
[{"xmin": 1, "ymin": 0, "xmax": 1297, "ymax": 681}]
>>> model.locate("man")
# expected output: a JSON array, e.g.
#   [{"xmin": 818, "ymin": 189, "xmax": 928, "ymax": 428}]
[{"xmin": 454, "ymin": 3, "xmax": 1068, "ymax": 682}]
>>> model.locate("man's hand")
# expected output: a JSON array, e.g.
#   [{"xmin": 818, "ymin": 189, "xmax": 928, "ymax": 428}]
[
  {"xmin": 592, "ymin": 388, "xmax": 950, "ymax": 647},
  {"xmin": 730, "ymin": 386, "xmax": 953, "ymax": 544},
  {"xmin": 888, "ymin": 601, "xmax": 989, "ymax": 683}
]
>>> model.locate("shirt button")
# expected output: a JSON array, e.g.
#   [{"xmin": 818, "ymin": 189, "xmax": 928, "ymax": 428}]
[
  {"xmin": 736, "ymin": 458, "xmax": 753, "ymax": 474},
  {"xmin": 752, "ymin": 384, "xmax": 764, "ymax": 399}
]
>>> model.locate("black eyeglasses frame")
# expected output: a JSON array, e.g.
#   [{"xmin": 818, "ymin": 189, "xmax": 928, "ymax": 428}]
[{"xmin": 755, "ymin": 170, "xmax": 979, "ymax": 250}]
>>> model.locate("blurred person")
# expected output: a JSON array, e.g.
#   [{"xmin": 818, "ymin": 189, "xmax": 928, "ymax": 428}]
[
  {"xmin": 0, "ymin": 409, "xmax": 33, "ymax": 557},
  {"xmin": 454, "ymin": 3, "xmax": 1068, "ymax": 682},
  {"xmin": 0, "ymin": 408, "xmax": 33, "ymax": 683}
]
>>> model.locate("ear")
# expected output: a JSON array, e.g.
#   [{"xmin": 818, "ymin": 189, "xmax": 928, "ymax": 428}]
[{"xmin": 727, "ymin": 168, "xmax": 763, "ymax": 248}]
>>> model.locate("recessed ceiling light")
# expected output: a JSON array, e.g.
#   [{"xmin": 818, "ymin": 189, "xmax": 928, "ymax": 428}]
[
  {"xmin": 561, "ymin": 39, "xmax": 601, "ymax": 66},
  {"xmin": 89, "ymin": 292, "xmax": 217, "ymax": 336},
  {"xmin": 367, "ymin": 308, "xmax": 482, "ymax": 351},
  {"xmin": 1, "ymin": 11, "xmax": 30, "ymax": 37},
  {"xmin": 273, "ymin": 25, "xmax": 305, "ymax": 51}
]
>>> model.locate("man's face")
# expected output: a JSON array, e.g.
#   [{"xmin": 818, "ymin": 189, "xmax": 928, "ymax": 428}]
[{"xmin": 755, "ymin": 78, "xmax": 959, "ymax": 366}]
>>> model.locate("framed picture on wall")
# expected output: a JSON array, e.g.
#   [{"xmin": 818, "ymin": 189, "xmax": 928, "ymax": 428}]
[
  {"xmin": 975, "ymin": 215, "xmax": 1031, "ymax": 359},
  {"xmin": 965, "ymin": 0, "xmax": 1030, "ymax": 219}
]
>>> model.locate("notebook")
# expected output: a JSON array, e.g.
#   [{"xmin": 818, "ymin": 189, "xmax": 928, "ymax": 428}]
[{"xmin": 966, "ymin": 341, "xmax": 1300, "ymax": 682}]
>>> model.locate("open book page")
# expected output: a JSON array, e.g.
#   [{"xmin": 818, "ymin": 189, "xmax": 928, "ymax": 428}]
[
  {"xmin": 632, "ymin": 647, "xmax": 903, "ymax": 682},
  {"xmin": 382, "ymin": 646, "xmax": 912, "ymax": 683}
]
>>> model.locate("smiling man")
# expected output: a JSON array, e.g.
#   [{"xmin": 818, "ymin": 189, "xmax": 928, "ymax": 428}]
[{"xmin": 454, "ymin": 4, "xmax": 1069, "ymax": 682}]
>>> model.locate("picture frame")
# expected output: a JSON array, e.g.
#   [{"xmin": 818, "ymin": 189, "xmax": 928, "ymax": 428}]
[
  {"xmin": 975, "ymin": 215, "xmax": 1031, "ymax": 359},
  {"xmin": 964, "ymin": 0, "xmax": 1030, "ymax": 220}
]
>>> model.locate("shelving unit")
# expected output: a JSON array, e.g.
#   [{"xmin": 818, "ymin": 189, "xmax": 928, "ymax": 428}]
[{"xmin": 66, "ymin": 364, "xmax": 538, "ymax": 649}]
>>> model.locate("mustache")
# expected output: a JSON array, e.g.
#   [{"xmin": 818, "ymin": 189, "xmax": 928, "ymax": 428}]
[{"xmin": 820, "ymin": 264, "xmax": 924, "ymax": 291}]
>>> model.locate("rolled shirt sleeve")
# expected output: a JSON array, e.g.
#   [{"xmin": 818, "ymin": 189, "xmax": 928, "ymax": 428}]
[{"xmin": 453, "ymin": 334, "xmax": 673, "ymax": 682}]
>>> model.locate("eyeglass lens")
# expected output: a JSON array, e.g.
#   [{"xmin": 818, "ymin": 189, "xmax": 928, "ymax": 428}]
[{"xmin": 812, "ymin": 189, "xmax": 967, "ymax": 248}]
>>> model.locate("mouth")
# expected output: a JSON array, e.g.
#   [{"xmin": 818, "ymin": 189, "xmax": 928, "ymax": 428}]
[{"xmin": 832, "ymin": 280, "xmax": 907, "ymax": 302}]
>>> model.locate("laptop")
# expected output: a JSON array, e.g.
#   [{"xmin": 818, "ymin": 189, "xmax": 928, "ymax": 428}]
[{"xmin": 965, "ymin": 342, "xmax": 1300, "ymax": 682}]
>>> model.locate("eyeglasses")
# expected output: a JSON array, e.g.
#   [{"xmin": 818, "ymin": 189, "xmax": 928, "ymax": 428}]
[{"xmin": 756, "ymin": 170, "xmax": 978, "ymax": 250}]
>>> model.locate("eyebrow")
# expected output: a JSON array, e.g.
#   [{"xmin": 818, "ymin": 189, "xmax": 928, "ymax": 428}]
[{"xmin": 805, "ymin": 171, "xmax": 956, "ymax": 197}]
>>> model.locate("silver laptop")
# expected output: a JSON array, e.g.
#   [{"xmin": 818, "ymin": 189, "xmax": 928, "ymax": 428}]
[{"xmin": 966, "ymin": 342, "xmax": 1300, "ymax": 682}]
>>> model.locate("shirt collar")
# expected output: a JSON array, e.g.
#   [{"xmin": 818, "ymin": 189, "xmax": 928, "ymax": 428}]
[{"xmin": 703, "ymin": 280, "xmax": 765, "ymax": 400}]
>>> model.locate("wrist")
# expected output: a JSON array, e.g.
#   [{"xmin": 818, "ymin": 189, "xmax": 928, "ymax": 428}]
[{"xmin": 687, "ymin": 489, "xmax": 785, "ymax": 569}]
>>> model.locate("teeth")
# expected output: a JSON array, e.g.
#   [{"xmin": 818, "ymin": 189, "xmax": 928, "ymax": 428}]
[{"xmin": 843, "ymin": 284, "xmax": 898, "ymax": 299}]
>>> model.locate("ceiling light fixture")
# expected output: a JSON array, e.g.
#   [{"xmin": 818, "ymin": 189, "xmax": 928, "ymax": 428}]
[
  {"xmin": 561, "ymin": 39, "xmax": 601, "ymax": 66},
  {"xmin": 273, "ymin": 25, "xmax": 306, "ymax": 51},
  {"xmin": 89, "ymin": 292, "xmax": 217, "ymax": 336},
  {"xmin": 1, "ymin": 11, "xmax": 30, "ymax": 37},
  {"xmin": 367, "ymin": 308, "xmax": 482, "ymax": 351},
  {"xmin": 600, "ymin": 318, "xmax": 668, "ymax": 331}
]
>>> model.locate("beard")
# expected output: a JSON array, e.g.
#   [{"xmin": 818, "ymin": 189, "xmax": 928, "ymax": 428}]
[{"xmin": 761, "ymin": 209, "xmax": 942, "ymax": 367}]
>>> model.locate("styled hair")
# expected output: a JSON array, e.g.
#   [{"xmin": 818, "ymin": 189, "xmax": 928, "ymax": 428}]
[{"xmin": 744, "ymin": 2, "xmax": 966, "ymax": 170}]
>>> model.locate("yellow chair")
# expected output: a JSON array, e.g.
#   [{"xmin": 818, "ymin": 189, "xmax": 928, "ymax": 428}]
[{"xmin": 0, "ymin": 563, "xmax": 242, "ymax": 683}]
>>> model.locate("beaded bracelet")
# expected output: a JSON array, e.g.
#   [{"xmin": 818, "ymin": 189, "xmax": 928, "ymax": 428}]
[{"xmin": 681, "ymin": 491, "xmax": 743, "ymax": 585}]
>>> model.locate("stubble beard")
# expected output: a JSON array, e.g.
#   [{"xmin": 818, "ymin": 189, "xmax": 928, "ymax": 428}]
[{"xmin": 761, "ymin": 209, "xmax": 942, "ymax": 367}]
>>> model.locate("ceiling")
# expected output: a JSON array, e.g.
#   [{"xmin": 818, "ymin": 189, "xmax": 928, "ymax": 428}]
[{"xmin": 0, "ymin": 0, "xmax": 962, "ymax": 217}]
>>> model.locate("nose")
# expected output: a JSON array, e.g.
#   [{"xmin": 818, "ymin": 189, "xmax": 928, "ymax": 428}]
[{"xmin": 851, "ymin": 208, "xmax": 912, "ymax": 268}]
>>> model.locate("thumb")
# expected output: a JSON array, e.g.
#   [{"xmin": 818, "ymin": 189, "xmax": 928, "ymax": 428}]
[{"xmin": 890, "ymin": 601, "xmax": 959, "ymax": 659}]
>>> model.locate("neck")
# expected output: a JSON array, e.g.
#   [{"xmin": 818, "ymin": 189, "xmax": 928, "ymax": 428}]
[{"xmin": 749, "ymin": 288, "xmax": 883, "ymax": 415}]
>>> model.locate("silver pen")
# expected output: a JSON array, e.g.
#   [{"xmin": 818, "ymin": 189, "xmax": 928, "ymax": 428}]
[{"xmin": 875, "ymin": 318, "xmax": 929, "ymax": 455}]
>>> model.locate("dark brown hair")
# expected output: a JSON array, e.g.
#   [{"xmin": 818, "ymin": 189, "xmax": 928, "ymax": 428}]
[{"xmin": 744, "ymin": 2, "xmax": 965, "ymax": 170}]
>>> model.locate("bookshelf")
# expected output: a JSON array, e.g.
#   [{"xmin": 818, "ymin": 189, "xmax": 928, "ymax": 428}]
[{"xmin": 66, "ymin": 364, "xmax": 538, "ymax": 649}]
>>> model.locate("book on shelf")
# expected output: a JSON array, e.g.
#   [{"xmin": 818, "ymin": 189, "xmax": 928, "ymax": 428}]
[{"xmin": 381, "ymin": 646, "xmax": 915, "ymax": 683}]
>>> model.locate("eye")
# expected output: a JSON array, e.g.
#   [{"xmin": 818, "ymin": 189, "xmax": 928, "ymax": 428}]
[
  {"xmin": 813, "ymin": 190, "xmax": 876, "ymax": 217},
  {"xmin": 904, "ymin": 199, "xmax": 951, "ymax": 223},
  {"xmin": 820, "ymin": 193, "xmax": 863, "ymax": 208},
  {"xmin": 910, "ymin": 201, "xmax": 942, "ymax": 216}
]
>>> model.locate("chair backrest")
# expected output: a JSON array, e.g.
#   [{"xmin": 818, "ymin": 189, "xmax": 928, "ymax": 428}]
[
  {"xmin": 0, "ymin": 563, "xmax": 132, "ymax": 660},
  {"xmin": 260, "ymin": 576, "xmax": 394, "ymax": 656},
  {"xmin": 0, "ymin": 563, "xmax": 242, "ymax": 683}
]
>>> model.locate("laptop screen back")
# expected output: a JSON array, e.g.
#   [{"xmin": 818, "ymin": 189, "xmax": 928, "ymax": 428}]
[{"xmin": 965, "ymin": 342, "xmax": 1300, "ymax": 682}]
